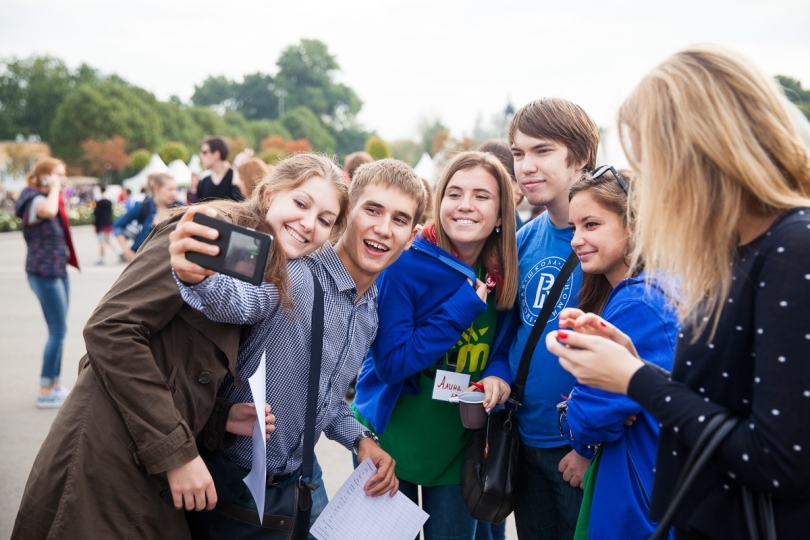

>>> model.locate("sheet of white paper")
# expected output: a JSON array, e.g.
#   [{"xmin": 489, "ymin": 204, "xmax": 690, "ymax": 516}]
[
  {"xmin": 243, "ymin": 351, "xmax": 267, "ymax": 524},
  {"xmin": 310, "ymin": 458, "xmax": 429, "ymax": 540}
]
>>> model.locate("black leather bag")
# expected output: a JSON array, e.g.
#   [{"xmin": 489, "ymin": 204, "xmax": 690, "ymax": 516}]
[{"xmin": 460, "ymin": 251, "xmax": 579, "ymax": 523}]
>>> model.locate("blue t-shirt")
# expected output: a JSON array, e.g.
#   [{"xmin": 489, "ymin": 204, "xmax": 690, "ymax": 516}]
[{"xmin": 509, "ymin": 212, "xmax": 582, "ymax": 447}]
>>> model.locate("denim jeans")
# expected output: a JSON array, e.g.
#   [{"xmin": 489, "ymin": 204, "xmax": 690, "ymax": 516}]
[
  {"xmin": 399, "ymin": 480, "xmax": 477, "ymax": 540},
  {"xmin": 513, "ymin": 444, "xmax": 583, "ymax": 540},
  {"xmin": 474, "ymin": 521, "xmax": 506, "ymax": 540},
  {"xmin": 27, "ymin": 275, "xmax": 70, "ymax": 387}
]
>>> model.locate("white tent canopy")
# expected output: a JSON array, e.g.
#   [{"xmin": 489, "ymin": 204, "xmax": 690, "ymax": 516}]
[
  {"xmin": 168, "ymin": 159, "xmax": 192, "ymax": 187},
  {"xmin": 413, "ymin": 152, "xmax": 437, "ymax": 186},
  {"xmin": 122, "ymin": 153, "xmax": 169, "ymax": 193},
  {"xmin": 188, "ymin": 154, "xmax": 202, "ymax": 175}
]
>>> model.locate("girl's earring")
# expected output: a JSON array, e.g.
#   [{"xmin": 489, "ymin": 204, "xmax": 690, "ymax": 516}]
[{"xmin": 495, "ymin": 226, "xmax": 501, "ymax": 233}]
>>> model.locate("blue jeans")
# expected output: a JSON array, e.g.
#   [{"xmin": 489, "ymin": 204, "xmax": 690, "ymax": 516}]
[
  {"xmin": 399, "ymin": 480, "xmax": 477, "ymax": 540},
  {"xmin": 513, "ymin": 444, "xmax": 582, "ymax": 540},
  {"xmin": 474, "ymin": 521, "xmax": 506, "ymax": 540},
  {"xmin": 27, "ymin": 275, "xmax": 70, "ymax": 387}
]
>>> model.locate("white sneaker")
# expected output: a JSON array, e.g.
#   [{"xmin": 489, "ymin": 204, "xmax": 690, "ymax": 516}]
[
  {"xmin": 36, "ymin": 389, "xmax": 67, "ymax": 409},
  {"xmin": 53, "ymin": 384, "xmax": 70, "ymax": 398}
]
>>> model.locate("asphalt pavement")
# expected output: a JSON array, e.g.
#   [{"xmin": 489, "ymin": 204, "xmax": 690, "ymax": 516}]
[{"xmin": 0, "ymin": 224, "xmax": 516, "ymax": 539}]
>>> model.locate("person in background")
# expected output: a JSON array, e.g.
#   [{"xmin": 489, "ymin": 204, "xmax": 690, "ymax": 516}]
[
  {"xmin": 114, "ymin": 172, "xmax": 182, "ymax": 262},
  {"xmin": 188, "ymin": 136, "xmax": 244, "ymax": 203},
  {"xmin": 548, "ymin": 44, "xmax": 810, "ymax": 539},
  {"xmin": 479, "ymin": 139, "xmax": 526, "ymax": 231},
  {"xmin": 560, "ymin": 167, "xmax": 677, "ymax": 540},
  {"xmin": 352, "ymin": 151, "xmax": 518, "ymax": 540},
  {"xmin": 14, "ymin": 158, "xmax": 79, "ymax": 409},
  {"xmin": 344, "ymin": 151, "xmax": 373, "ymax": 183},
  {"xmin": 419, "ymin": 177, "xmax": 434, "ymax": 226},
  {"xmin": 235, "ymin": 156, "xmax": 271, "ymax": 198},
  {"xmin": 93, "ymin": 185, "xmax": 119, "ymax": 265}
]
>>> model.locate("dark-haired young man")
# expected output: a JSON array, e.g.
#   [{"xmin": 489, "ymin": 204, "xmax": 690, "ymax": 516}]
[
  {"xmin": 508, "ymin": 98, "xmax": 600, "ymax": 539},
  {"xmin": 189, "ymin": 136, "xmax": 244, "ymax": 203}
]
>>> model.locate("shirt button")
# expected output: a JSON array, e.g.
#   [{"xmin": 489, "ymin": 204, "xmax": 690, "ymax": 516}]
[{"xmin": 198, "ymin": 371, "xmax": 212, "ymax": 384}]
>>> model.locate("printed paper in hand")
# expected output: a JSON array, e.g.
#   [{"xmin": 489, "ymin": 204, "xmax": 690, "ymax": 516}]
[
  {"xmin": 310, "ymin": 458, "xmax": 429, "ymax": 540},
  {"xmin": 243, "ymin": 351, "xmax": 267, "ymax": 523}
]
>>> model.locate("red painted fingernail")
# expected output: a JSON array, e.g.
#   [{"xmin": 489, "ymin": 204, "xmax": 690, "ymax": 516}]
[
  {"xmin": 557, "ymin": 330, "xmax": 569, "ymax": 339},
  {"xmin": 599, "ymin": 321, "xmax": 607, "ymax": 327}
]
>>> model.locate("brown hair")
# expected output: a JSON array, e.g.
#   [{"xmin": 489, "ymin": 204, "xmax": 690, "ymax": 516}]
[
  {"xmin": 350, "ymin": 158, "xmax": 427, "ymax": 226},
  {"xmin": 27, "ymin": 157, "xmax": 65, "ymax": 189},
  {"xmin": 508, "ymin": 98, "xmax": 600, "ymax": 171},
  {"xmin": 344, "ymin": 152, "xmax": 373, "ymax": 181},
  {"xmin": 203, "ymin": 136, "xmax": 229, "ymax": 161},
  {"xmin": 618, "ymin": 44, "xmax": 810, "ymax": 339},
  {"xmin": 478, "ymin": 139, "xmax": 516, "ymax": 181},
  {"xmin": 192, "ymin": 153, "xmax": 349, "ymax": 308},
  {"xmin": 419, "ymin": 178, "xmax": 434, "ymax": 225},
  {"xmin": 147, "ymin": 172, "xmax": 175, "ymax": 192},
  {"xmin": 237, "ymin": 158, "xmax": 271, "ymax": 197},
  {"xmin": 568, "ymin": 168, "xmax": 636, "ymax": 315},
  {"xmin": 432, "ymin": 151, "xmax": 518, "ymax": 310}
]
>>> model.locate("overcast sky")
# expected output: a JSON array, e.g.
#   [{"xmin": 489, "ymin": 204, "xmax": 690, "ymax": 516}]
[{"xmin": 2, "ymin": 0, "xmax": 808, "ymax": 164}]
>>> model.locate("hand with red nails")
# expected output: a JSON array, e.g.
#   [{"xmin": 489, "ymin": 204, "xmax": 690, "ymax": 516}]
[
  {"xmin": 546, "ymin": 329, "xmax": 644, "ymax": 395},
  {"xmin": 558, "ymin": 308, "xmax": 639, "ymax": 359},
  {"xmin": 465, "ymin": 376, "xmax": 511, "ymax": 413}
]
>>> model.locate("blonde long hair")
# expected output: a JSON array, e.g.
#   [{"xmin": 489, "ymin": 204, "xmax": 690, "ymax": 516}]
[
  {"xmin": 618, "ymin": 44, "xmax": 810, "ymax": 338},
  {"xmin": 432, "ymin": 151, "xmax": 518, "ymax": 310}
]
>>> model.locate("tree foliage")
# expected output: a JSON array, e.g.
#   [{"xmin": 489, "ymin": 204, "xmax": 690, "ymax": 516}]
[
  {"xmin": 81, "ymin": 135, "xmax": 130, "ymax": 176},
  {"xmin": 259, "ymin": 135, "xmax": 311, "ymax": 164},
  {"xmin": 50, "ymin": 80, "xmax": 161, "ymax": 162},
  {"xmin": 419, "ymin": 118, "xmax": 449, "ymax": 156},
  {"xmin": 158, "ymin": 141, "xmax": 189, "ymax": 164},
  {"xmin": 365, "ymin": 136, "xmax": 391, "ymax": 160},
  {"xmin": 130, "ymin": 149, "xmax": 151, "ymax": 170},
  {"xmin": 390, "ymin": 139, "xmax": 423, "ymax": 167},
  {"xmin": 281, "ymin": 106, "xmax": 335, "ymax": 153},
  {"xmin": 249, "ymin": 119, "xmax": 291, "ymax": 146},
  {"xmin": 777, "ymin": 75, "xmax": 810, "ymax": 120}
]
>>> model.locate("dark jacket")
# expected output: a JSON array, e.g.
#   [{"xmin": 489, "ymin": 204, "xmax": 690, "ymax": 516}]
[
  {"xmin": 12, "ymin": 216, "xmax": 245, "ymax": 540},
  {"xmin": 15, "ymin": 186, "xmax": 69, "ymax": 278}
]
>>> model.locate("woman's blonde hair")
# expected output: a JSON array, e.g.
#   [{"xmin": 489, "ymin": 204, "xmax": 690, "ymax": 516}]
[
  {"xmin": 618, "ymin": 44, "xmax": 810, "ymax": 338},
  {"xmin": 237, "ymin": 158, "xmax": 272, "ymax": 197},
  {"xmin": 189, "ymin": 153, "xmax": 349, "ymax": 307},
  {"xmin": 432, "ymin": 151, "xmax": 518, "ymax": 310}
]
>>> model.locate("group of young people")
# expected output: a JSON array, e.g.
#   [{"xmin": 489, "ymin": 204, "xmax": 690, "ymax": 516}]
[{"xmin": 13, "ymin": 43, "xmax": 810, "ymax": 540}]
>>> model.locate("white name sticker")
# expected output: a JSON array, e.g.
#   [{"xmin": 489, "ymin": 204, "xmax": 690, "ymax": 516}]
[{"xmin": 432, "ymin": 369, "xmax": 471, "ymax": 402}]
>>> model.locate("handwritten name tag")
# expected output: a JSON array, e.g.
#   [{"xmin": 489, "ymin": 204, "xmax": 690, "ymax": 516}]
[{"xmin": 432, "ymin": 369, "xmax": 471, "ymax": 402}]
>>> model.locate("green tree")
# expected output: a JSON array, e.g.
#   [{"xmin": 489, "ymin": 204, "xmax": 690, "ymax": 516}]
[
  {"xmin": 0, "ymin": 56, "xmax": 85, "ymax": 140},
  {"xmin": 159, "ymin": 141, "xmax": 189, "ymax": 164},
  {"xmin": 157, "ymin": 101, "xmax": 205, "ymax": 151},
  {"xmin": 188, "ymin": 107, "xmax": 230, "ymax": 139},
  {"xmin": 50, "ymin": 80, "xmax": 162, "ymax": 162},
  {"xmin": 390, "ymin": 140, "xmax": 423, "ymax": 167},
  {"xmin": 249, "ymin": 120, "xmax": 291, "ymax": 147},
  {"xmin": 281, "ymin": 106, "xmax": 336, "ymax": 153},
  {"xmin": 236, "ymin": 72, "xmax": 278, "ymax": 120},
  {"xmin": 777, "ymin": 75, "xmax": 810, "ymax": 120},
  {"xmin": 191, "ymin": 75, "xmax": 237, "ymax": 110},
  {"xmin": 365, "ymin": 136, "xmax": 391, "ymax": 160},
  {"xmin": 418, "ymin": 118, "xmax": 449, "ymax": 156},
  {"xmin": 130, "ymin": 149, "xmax": 151, "ymax": 170}
]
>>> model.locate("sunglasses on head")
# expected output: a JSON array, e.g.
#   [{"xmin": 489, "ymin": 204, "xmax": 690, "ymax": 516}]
[{"xmin": 591, "ymin": 165, "xmax": 629, "ymax": 194}]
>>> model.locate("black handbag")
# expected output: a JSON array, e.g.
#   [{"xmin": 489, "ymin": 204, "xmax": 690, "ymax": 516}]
[
  {"xmin": 650, "ymin": 412, "xmax": 776, "ymax": 540},
  {"xmin": 461, "ymin": 251, "xmax": 579, "ymax": 523},
  {"xmin": 189, "ymin": 277, "xmax": 325, "ymax": 540}
]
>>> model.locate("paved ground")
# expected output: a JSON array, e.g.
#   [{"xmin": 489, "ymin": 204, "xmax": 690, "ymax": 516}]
[{"xmin": 0, "ymin": 225, "xmax": 516, "ymax": 539}]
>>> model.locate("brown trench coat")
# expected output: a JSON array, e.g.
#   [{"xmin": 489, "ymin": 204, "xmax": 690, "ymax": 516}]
[{"xmin": 13, "ymin": 216, "xmax": 246, "ymax": 540}]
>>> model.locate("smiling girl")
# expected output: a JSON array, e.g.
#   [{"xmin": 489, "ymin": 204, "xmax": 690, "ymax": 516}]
[
  {"xmin": 351, "ymin": 151, "xmax": 519, "ymax": 540},
  {"xmin": 560, "ymin": 167, "xmax": 678, "ymax": 540}
]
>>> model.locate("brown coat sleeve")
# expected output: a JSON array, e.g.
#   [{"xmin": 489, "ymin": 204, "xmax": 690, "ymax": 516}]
[{"xmin": 83, "ymin": 218, "xmax": 199, "ymax": 475}]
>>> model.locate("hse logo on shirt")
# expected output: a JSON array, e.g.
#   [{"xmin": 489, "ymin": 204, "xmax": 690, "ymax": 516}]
[{"xmin": 520, "ymin": 256, "xmax": 575, "ymax": 325}]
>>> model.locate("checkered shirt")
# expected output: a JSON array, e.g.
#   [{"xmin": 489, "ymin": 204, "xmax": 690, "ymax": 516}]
[{"xmin": 176, "ymin": 246, "xmax": 377, "ymax": 474}]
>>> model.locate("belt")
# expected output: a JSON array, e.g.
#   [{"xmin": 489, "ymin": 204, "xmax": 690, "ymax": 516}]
[{"xmin": 266, "ymin": 470, "xmax": 295, "ymax": 487}]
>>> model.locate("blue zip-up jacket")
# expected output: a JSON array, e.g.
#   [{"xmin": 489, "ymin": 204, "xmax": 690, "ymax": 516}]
[
  {"xmin": 113, "ymin": 198, "xmax": 157, "ymax": 252},
  {"xmin": 353, "ymin": 236, "xmax": 516, "ymax": 434},
  {"xmin": 564, "ymin": 274, "xmax": 678, "ymax": 540}
]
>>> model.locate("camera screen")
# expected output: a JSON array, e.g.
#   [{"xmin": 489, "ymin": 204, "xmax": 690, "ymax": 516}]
[{"xmin": 223, "ymin": 230, "xmax": 262, "ymax": 278}]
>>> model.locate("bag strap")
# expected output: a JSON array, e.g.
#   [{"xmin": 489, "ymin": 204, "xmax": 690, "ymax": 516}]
[
  {"xmin": 650, "ymin": 413, "xmax": 742, "ymax": 540},
  {"xmin": 138, "ymin": 197, "xmax": 152, "ymax": 224},
  {"xmin": 301, "ymin": 276, "xmax": 324, "ymax": 485},
  {"xmin": 511, "ymin": 250, "xmax": 579, "ymax": 406}
]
